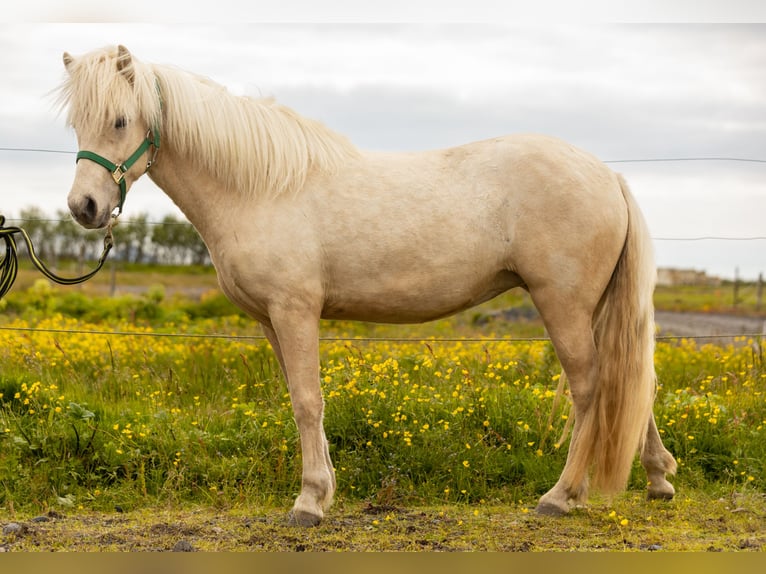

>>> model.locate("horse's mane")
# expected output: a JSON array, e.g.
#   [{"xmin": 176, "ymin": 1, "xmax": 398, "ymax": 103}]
[{"xmin": 56, "ymin": 45, "xmax": 360, "ymax": 197}]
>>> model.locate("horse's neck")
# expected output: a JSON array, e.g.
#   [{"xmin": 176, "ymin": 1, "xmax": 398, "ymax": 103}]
[{"xmin": 147, "ymin": 144, "xmax": 240, "ymax": 240}]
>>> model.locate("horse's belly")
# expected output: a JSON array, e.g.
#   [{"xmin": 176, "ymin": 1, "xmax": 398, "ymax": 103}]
[{"xmin": 321, "ymin": 268, "xmax": 524, "ymax": 323}]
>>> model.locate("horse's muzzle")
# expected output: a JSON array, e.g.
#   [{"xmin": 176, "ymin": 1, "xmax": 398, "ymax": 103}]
[{"xmin": 68, "ymin": 193, "xmax": 109, "ymax": 229}]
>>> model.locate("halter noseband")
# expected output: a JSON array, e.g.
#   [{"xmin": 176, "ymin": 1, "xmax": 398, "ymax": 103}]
[{"xmin": 76, "ymin": 127, "xmax": 160, "ymax": 216}]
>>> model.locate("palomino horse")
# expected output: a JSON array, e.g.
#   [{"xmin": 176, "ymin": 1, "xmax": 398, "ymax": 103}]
[{"xmin": 58, "ymin": 45, "xmax": 677, "ymax": 526}]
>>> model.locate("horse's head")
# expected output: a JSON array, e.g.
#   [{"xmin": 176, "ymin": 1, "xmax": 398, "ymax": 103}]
[{"xmin": 60, "ymin": 45, "xmax": 160, "ymax": 229}]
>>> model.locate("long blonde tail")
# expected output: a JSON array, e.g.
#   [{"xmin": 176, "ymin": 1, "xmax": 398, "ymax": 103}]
[{"xmin": 577, "ymin": 175, "xmax": 657, "ymax": 493}]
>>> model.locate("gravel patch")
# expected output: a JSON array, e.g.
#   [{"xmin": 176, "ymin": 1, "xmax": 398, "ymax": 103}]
[{"xmin": 655, "ymin": 311, "xmax": 766, "ymax": 343}]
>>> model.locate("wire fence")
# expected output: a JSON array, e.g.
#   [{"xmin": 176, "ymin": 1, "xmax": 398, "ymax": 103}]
[
  {"xmin": 0, "ymin": 324, "xmax": 762, "ymax": 345},
  {"xmin": 3, "ymin": 147, "xmax": 766, "ymax": 164},
  {"xmin": 5, "ymin": 214, "xmax": 766, "ymax": 242}
]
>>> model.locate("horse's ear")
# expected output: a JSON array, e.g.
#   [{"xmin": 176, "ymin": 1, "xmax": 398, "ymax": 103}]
[
  {"xmin": 116, "ymin": 45, "xmax": 135, "ymax": 86},
  {"xmin": 63, "ymin": 52, "xmax": 74, "ymax": 70}
]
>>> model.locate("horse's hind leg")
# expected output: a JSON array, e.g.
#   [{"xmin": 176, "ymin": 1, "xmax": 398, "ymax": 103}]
[
  {"xmin": 263, "ymin": 314, "xmax": 335, "ymax": 527},
  {"xmin": 530, "ymin": 292, "xmax": 599, "ymax": 515},
  {"xmin": 641, "ymin": 413, "xmax": 677, "ymax": 500}
]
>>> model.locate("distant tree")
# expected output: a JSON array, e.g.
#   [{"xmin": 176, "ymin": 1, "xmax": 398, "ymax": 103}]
[
  {"xmin": 53, "ymin": 209, "xmax": 89, "ymax": 261},
  {"xmin": 17, "ymin": 207, "xmax": 52, "ymax": 260},
  {"xmin": 150, "ymin": 214, "xmax": 210, "ymax": 265},
  {"xmin": 116, "ymin": 213, "xmax": 151, "ymax": 263},
  {"xmin": 180, "ymin": 222, "xmax": 210, "ymax": 266},
  {"xmin": 52, "ymin": 209, "xmax": 112, "ymax": 271},
  {"xmin": 10, "ymin": 206, "xmax": 210, "ymax": 268},
  {"xmin": 150, "ymin": 214, "xmax": 185, "ymax": 264}
]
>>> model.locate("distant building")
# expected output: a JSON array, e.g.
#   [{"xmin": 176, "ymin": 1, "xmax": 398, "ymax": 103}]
[{"xmin": 657, "ymin": 268, "xmax": 722, "ymax": 287}]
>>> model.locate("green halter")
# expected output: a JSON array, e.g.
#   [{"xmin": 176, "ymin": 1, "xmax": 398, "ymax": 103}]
[{"xmin": 76, "ymin": 127, "xmax": 160, "ymax": 216}]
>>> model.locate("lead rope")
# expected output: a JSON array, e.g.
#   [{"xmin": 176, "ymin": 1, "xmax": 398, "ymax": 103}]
[{"xmin": 0, "ymin": 213, "xmax": 115, "ymax": 300}]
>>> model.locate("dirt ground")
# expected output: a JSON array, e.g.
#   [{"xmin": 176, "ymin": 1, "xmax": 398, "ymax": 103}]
[{"xmin": 2, "ymin": 491, "xmax": 765, "ymax": 552}]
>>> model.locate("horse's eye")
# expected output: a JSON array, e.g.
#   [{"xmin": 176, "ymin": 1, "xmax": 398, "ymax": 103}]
[{"xmin": 115, "ymin": 116, "xmax": 127, "ymax": 129}]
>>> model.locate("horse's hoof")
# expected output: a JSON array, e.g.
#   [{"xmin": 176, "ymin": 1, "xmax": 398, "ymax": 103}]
[
  {"xmin": 288, "ymin": 509, "xmax": 323, "ymax": 527},
  {"xmin": 647, "ymin": 478, "xmax": 675, "ymax": 501},
  {"xmin": 535, "ymin": 501, "xmax": 569, "ymax": 517},
  {"xmin": 648, "ymin": 488, "xmax": 675, "ymax": 501}
]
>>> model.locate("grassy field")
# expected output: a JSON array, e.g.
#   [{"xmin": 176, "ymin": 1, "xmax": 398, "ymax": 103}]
[{"xmin": 0, "ymin": 268, "xmax": 764, "ymax": 551}]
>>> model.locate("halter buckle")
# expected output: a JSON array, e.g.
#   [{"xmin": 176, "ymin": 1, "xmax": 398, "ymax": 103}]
[{"xmin": 111, "ymin": 165, "xmax": 126, "ymax": 185}]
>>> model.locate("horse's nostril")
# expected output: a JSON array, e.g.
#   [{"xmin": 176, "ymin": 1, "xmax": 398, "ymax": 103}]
[
  {"xmin": 83, "ymin": 195, "xmax": 97, "ymax": 221},
  {"xmin": 68, "ymin": 192, "xmax": 104, "ymax": 228}
]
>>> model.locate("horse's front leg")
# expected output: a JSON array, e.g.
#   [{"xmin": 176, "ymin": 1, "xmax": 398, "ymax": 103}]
[{"xmin": 263, "ymin": 311, "xmax": 335, "ymax": 526}]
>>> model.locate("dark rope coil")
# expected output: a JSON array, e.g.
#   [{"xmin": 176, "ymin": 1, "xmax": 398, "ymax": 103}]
[{"xmin": 0, "ymin": 214, "xmax": 114, "ymax": 300}]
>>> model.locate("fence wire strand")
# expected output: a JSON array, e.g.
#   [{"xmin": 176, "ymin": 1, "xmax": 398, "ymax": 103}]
[
  {"xmin": 0, "ymin": 324, "xmax": 761, "ymax": 344},
  {"xmin": 4, "ymin": 147, "xmax": 766, "ymax": 164}
]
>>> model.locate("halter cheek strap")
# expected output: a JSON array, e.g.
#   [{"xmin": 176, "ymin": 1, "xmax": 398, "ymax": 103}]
[{"xmin": 76, "ymin": 127, "xmax": 160, "ymax": 216}]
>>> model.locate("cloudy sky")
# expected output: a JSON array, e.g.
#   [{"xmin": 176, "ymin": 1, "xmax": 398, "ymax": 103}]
[{"xmin": 1, "ymin": 13, "xmax": 764, "ymax": 279}]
